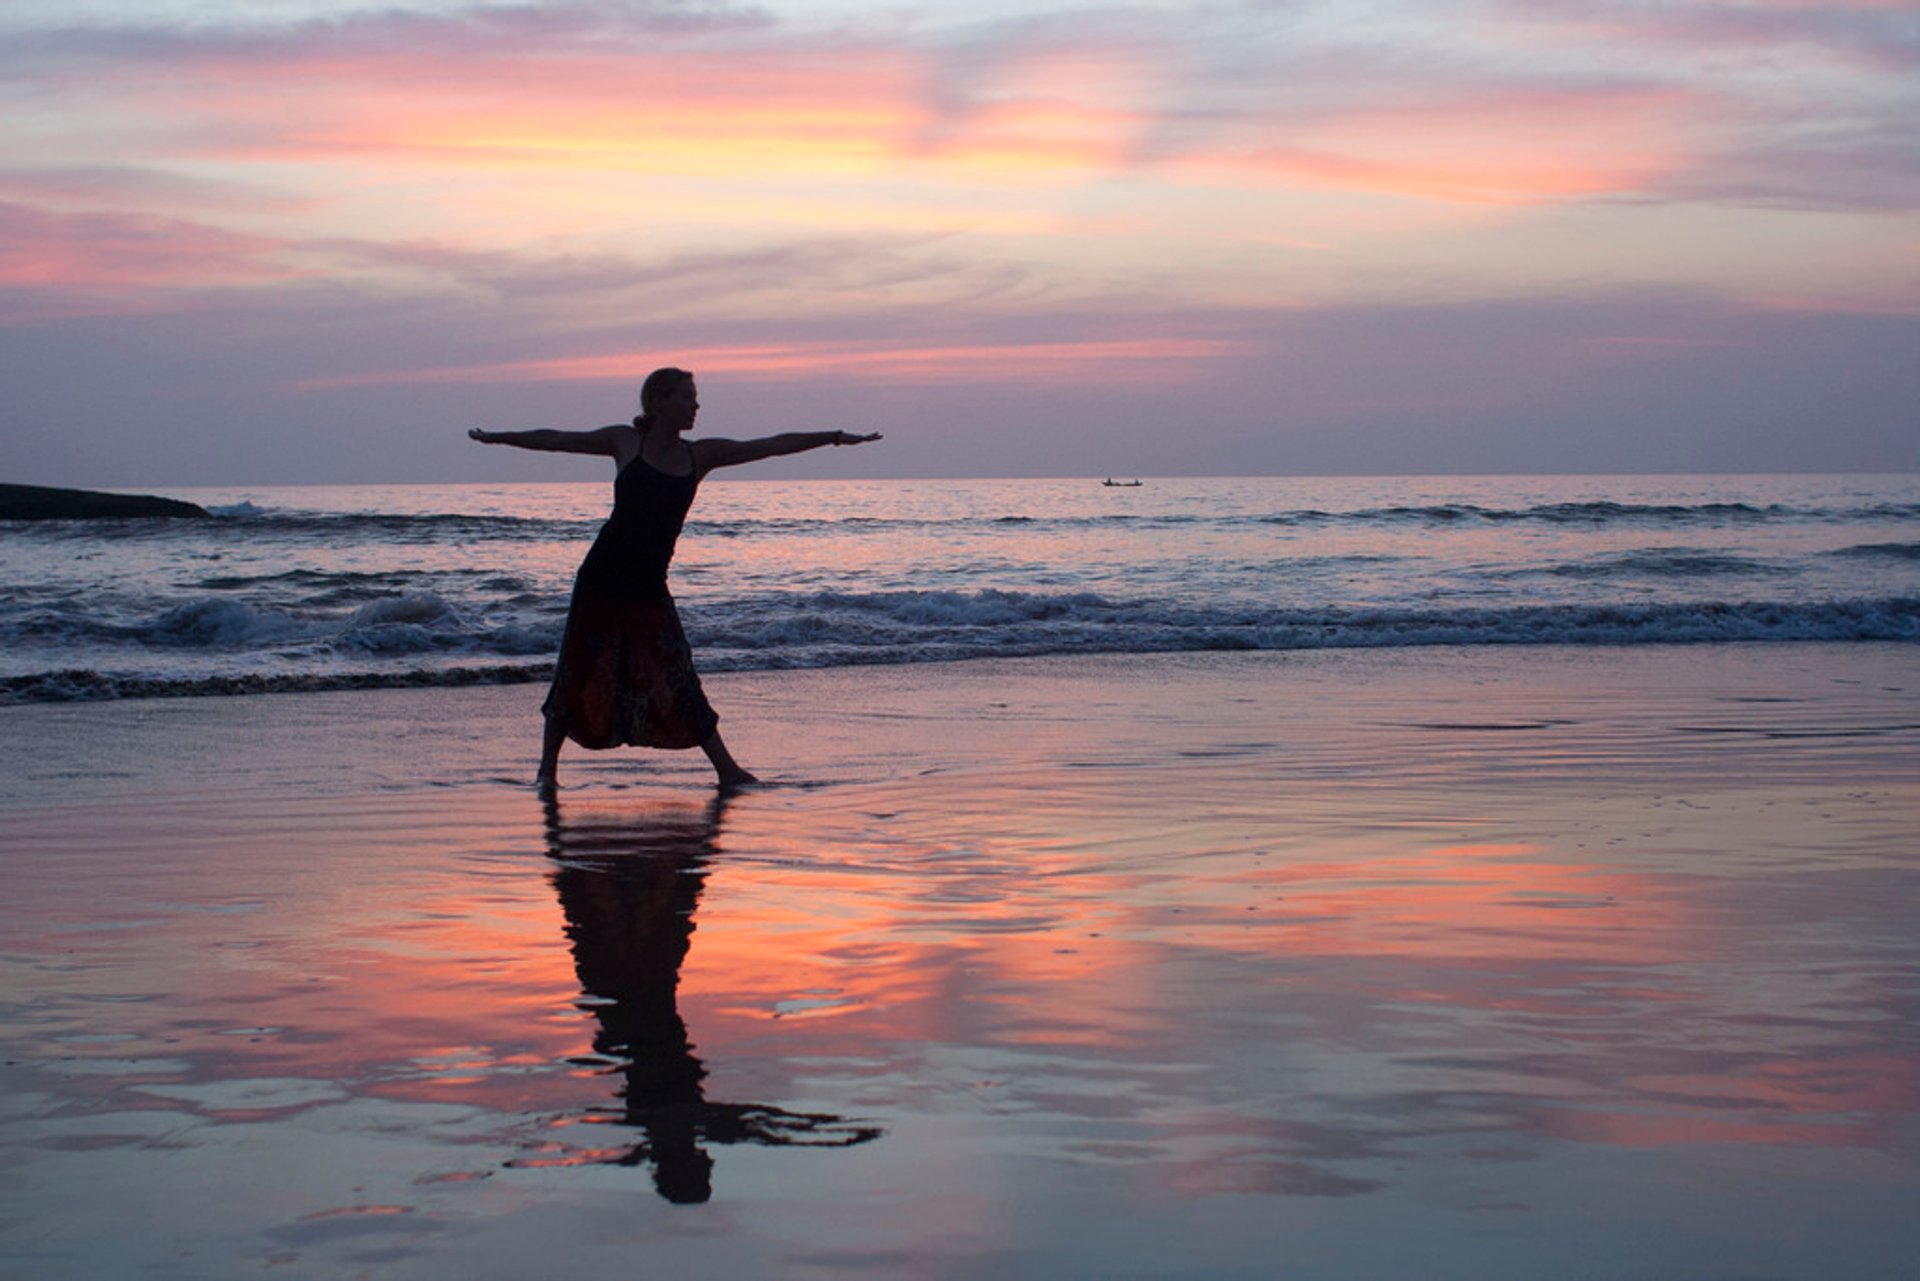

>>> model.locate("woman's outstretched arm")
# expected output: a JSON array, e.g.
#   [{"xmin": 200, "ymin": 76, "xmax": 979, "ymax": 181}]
[
  {"xmin": 468, "ymin": 425, "xmax": 629, "ymax": 456},
  {"xmin": 696, "ymin": 431, "xmax": 882, "ymax": 471}
]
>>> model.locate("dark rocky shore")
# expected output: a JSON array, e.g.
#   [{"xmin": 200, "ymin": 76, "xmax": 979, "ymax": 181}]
[{"xmin": 0, "ymin": 483, "xmax": 210, "ymax": 521}]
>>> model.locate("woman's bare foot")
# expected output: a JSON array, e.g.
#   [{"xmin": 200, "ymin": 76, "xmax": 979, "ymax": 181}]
[
  {"xmin": 701, "ymin": 731, "xmax": 756, "ymax": 788},
  {"xmin": 537, "ymin": 718, "xmax": 565, "ymax": 798}
]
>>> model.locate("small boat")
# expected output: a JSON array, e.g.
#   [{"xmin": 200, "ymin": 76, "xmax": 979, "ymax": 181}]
[{"xmin": 1102, "ymin": 478, "xmax": 1143, "ymax": 488}]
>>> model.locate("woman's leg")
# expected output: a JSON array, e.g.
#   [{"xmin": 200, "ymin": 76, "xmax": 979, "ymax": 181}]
[
  {"xmin": 536, "ymin": 715, "xmax": 566, "ymax": 795},
  {"xmin": 700, "ymin": 730, "xmax": 757, "ymax": 788}
]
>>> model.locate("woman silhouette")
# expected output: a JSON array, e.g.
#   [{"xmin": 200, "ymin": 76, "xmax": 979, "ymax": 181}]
[{"xmin": 471, "ymin": 368, "xmax": 880, "ymax": 791}]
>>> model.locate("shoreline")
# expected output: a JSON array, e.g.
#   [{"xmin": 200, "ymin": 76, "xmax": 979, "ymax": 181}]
[{"xmin": 2, "ymin": 642, "xmax": 1913, "ymax": 802}]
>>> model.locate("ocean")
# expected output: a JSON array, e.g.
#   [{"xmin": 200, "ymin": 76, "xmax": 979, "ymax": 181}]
[{"xmin": 3, "ymin": 472, "xmax": 1916, "ymax": 703}]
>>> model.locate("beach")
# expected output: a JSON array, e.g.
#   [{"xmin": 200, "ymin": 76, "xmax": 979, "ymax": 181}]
[{"xmin": 2, "ymin": 642, "xmax": 1916, "ymax": 1278}]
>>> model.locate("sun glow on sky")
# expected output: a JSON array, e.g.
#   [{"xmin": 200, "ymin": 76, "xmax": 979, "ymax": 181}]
[{"xmin": 1, "ymin": 0, "xmax": 1915, "ymax": 480}]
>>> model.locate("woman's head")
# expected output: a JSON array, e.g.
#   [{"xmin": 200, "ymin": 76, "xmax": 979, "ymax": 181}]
[{"xmin": 636, "ymin": 367, "xmax": 697, "ymax": 430}]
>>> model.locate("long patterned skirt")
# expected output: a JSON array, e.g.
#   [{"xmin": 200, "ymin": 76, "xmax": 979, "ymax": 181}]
[{"xmin": 541, "ymin": 586, "xmax": 719, "ymax": 751}]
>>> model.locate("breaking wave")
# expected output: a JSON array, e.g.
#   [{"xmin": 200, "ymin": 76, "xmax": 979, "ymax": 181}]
[{"xmin": 7, "ymin": 589, "xmax": 1914, "ymax": 703}]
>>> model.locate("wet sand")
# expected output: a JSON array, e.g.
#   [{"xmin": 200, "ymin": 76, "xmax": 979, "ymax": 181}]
[{"xmin": 2, "ymin": 645, "xmax": 1917, "ymax": 1279}]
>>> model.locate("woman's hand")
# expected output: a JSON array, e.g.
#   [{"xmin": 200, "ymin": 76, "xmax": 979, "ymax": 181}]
[
  {"xmin": 468, "ymin": 428, "xmax": 497, "ymax": 444},
  {"xmin": 832, "ymin": 431, "xmax": 883, "ymax": 446}
]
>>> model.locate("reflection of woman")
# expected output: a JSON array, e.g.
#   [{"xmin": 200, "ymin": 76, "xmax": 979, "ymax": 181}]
[
  {"xmin": 536, "ymin": 796, "xmax": 880, "ymax": 1203},
  {"xmin": 470, "ymin": 367, "xmax": 881, "ymax": 791}
]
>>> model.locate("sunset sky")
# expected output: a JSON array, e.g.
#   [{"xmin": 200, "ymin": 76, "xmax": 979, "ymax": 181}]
[{"xmin": 3, "ymin": 0, "xmax": 1916, "ymax": 483}]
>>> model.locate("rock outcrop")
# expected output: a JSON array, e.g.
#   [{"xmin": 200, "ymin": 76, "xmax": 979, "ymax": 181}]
[{"xmin": 0, "ymin": 483, "xmax": 212, "ymax": 521}]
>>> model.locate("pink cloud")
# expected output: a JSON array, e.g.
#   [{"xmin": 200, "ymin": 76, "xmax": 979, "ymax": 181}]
[
  {"xmin": 0, "ymin": 202, "xmax": 298, "ymax": 321},
  {"xmin": 1177, "ymin": 84, "xmax": 1702, "ymax": 204},
  {"xmin": 292, "ymin": 336, "xmax": 1247, "ymax": 390},
  {"xmin": 10, "ymin": 3, "xmax": 1908, "ymax": 213}
]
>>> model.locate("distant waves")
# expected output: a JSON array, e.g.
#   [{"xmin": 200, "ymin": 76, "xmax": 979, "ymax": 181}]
[{"xmin": 4, "ymin": 475, "xmax": 1914, "ymax": 703}]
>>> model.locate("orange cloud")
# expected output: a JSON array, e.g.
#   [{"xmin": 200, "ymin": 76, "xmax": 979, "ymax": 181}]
[
  {"xmin": 272, "ymin": 54, "xmax": 925, "ymax": 177},
  {"xmin": 115, "ymin": 41, "xmax": 1158, "ymax": 189}
]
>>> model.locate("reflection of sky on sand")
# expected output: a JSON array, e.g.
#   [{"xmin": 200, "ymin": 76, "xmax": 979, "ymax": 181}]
[
  {"xmin": 0, "ymin": 648, "xmax": 1916, "ymax": 1275},
  {"xmin": 698, "ymin": 777, "xmax": 1917, "ymax": 1185}
]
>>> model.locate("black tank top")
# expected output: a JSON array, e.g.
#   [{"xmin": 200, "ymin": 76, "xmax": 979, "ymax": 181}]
[{"xmin": 574, "ymin": 447, "xmax": 700, "ymax": 601}]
